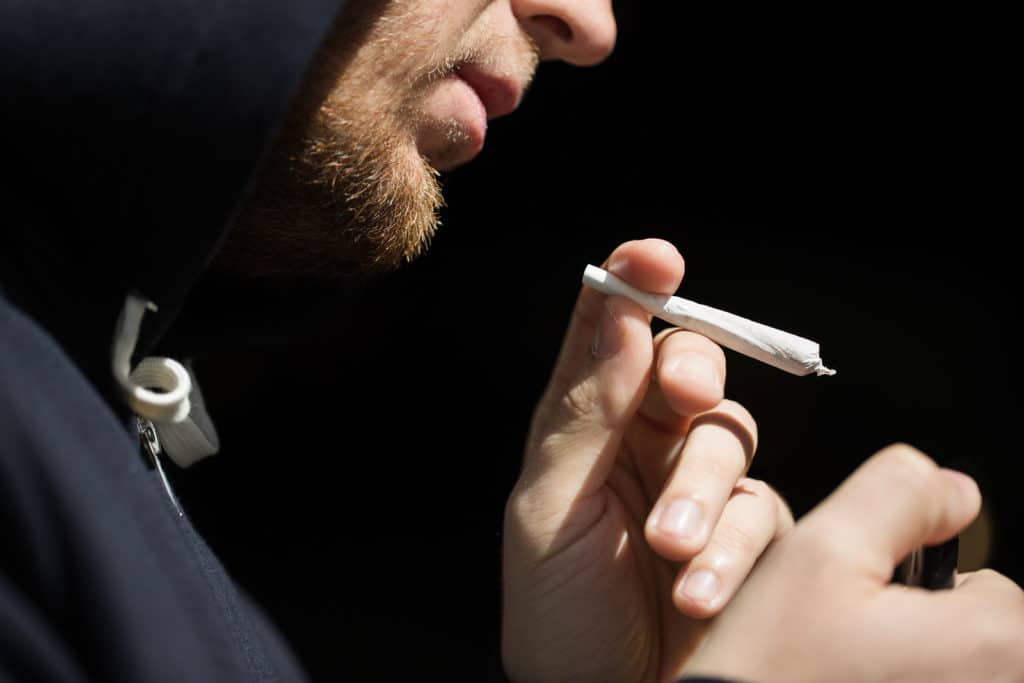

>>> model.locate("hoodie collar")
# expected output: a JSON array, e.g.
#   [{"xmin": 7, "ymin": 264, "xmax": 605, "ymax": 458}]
[{"xmin": 1, "ymin": 0, "xmax": 347, "ymax": 414}]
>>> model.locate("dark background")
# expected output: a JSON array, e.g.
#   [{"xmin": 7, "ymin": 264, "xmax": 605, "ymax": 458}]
[{"xmin": 173, "ymin": 5, "xmax": 1017, "ymax": 679}]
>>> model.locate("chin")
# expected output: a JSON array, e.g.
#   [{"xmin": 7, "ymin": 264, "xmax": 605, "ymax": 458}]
[
  {"xmin": 417, "ymin": 123, "xmax": 485, "ymax": 172},
  {"xmin": 427, "ymin": 146, "xmax": 482, "ymax": 172}
]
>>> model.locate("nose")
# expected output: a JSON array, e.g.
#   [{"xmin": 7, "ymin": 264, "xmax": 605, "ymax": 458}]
[{"xmin": 511, "ymin": 0, "xmax": 617, "ymax": 66}]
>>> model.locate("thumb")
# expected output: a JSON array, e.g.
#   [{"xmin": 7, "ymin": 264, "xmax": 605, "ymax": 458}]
[
  {"xmin": 520, "ymin": 239, "xmax": 684, "ymax": 501},
  {"xmin": 802, "ymin": 444, "xmax": 982, "ymax": 583}
]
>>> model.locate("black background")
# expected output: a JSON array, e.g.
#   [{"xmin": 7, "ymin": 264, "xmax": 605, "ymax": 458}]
[{"xmin": 174, "ymin": 5, "xmax": 1018, "ymax": 679}]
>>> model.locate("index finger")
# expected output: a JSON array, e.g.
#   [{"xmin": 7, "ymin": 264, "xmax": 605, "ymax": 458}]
[{"xmin": 521, "ymin": 239, "xmax": 683, "ymax": 496}]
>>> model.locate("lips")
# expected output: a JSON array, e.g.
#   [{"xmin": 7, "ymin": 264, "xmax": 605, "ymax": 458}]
[
  {"xmin": 455, "ymin": 63, "xmax": 523, "ymax": 120},
  {"xmin": 415, "ymin": 61, "xmax": 526, "ymax": 170}
]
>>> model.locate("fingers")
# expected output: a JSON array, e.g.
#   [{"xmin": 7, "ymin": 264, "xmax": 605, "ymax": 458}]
[
  {"xmin": 623, "ymin": 329, "xmax": 727, "ymax": 496},
  {"xmin": 639, "ymin": 329, "xmax": 726, "ymax": 431},
  {"xmin": 954, "ymin": 569, "xmax": 1024, "ymax": 597},
  {"xmin": 673, "ymin": 478, "xmax": 794, "ymax": 618},
  {"xmin": 644, "ymin": 400, "xmax": 758, "ymax": 561},
  {"xmin": 802, "ymin": 444, "xmax": 982, "ymax": 582},
  {"xmin": 522, "ymin": 239, "xmax": 684, "ymax": 501}
]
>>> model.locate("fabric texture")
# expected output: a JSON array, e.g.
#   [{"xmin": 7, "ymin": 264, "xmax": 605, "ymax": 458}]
[
  {"xmin": 1, "ymin": 0, "xmax": 344, "ymax": 679},
  {"xmin": 1, "ymin": 2, "xmax": 749, "ymax": 680},
  {"xmin": 0, "ymin": 293, "xmax": 309, "ymax": 680}
]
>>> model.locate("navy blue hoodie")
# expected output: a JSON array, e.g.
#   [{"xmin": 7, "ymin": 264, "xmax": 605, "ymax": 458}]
[
  {"xmin": 1, "ymin": 1, "xmax": 343, "ymax": 680},
  {"xmin": 0, "ymin": 1, "xmax": 738, "ymax": 680}
]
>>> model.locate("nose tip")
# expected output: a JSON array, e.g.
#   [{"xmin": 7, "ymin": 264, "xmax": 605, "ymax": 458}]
[{"xmin": 515, "ymin": 0, "xmax": 617, "ymax": 66}]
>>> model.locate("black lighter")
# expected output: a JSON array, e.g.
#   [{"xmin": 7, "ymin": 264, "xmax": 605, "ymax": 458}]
[{"xmin": 894, "ymin": 536, "xmax": 959, "ymax": 590}]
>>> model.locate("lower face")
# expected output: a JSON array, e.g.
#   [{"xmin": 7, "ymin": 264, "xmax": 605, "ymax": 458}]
[{"xmin": 220, "ymin": 0, "xmax": 538, "ymax": 281}]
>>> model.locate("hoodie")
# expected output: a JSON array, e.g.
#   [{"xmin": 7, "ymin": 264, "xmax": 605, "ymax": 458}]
[
  {"xmin": 1, "ymin": 1, "xmax": 344, "ymax": 680},
  {"xmin": 1, "ymin": 2, "xmax": 744, "ymax": 681}
]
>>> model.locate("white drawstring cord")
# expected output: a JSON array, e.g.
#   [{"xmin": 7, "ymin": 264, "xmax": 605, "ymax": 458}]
[
  {"xmin": 112, "ymin": 293, "xmax": 219, "ymax": 473},
  {"xmin": 112, "ymin": 293, "xmax": 191, "ymax": 424}
]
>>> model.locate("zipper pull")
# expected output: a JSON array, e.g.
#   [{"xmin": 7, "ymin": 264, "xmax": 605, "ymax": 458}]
[
  {"xmin": 137, "ymin": 416, "xmax": 161, "ymax": 462},
  {"xmin": 136, "ymin": 416, "xmax": 184, "ymax": 517}
]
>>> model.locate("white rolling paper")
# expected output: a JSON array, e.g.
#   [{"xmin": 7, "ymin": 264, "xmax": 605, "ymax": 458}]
[{"xmin": 582, "ymin": 265, "xmax": 835, "ymax": 377}]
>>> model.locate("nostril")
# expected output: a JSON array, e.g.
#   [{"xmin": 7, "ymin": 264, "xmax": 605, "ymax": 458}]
[{"xmin": 531, "ymin": 14, "xmax": 573, "ymax": 42}]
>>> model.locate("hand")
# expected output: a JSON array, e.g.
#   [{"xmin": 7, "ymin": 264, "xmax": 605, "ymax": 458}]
[
  {"xmin": 502, "ymin": 239, "xmax": 794, "ymax": 682},
  {"xmin": 686, "ymin": 444, "xmax": 1024, "ymax": 683}
]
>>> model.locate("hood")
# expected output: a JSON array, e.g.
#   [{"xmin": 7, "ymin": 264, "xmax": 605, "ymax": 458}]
[{"xmin": 0, "ymin": 0, "xmax": 347, "ymax": 412}]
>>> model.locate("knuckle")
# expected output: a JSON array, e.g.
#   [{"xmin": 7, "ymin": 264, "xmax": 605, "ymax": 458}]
[
  {"xmin": 718, "ymin": 398, "xmax": 754, "ymax": 423},
  {"xmin": 737, "ymin": 476, "xmax": 771, "ymax": 497},
  {"xmin": 973, "ymin": 567, "xmax": 1004, "ymax": 584},
  {"xmin": 691, "ymin": 400, "xmax": 758, "ymax": 460},
  {"xmin": 878, "ymin": 443, "xmax": 937, "ymax": 474},
  {"xmin": 680, "ymin": 447, "xmax": 730, "ymax": 485},
  {"xmin": 526, "ymin": 378, "xmax": 615, "ymax": 462},
  {"xmin": 716, "ymin": 400, "xmax": 758, "ymax": 450},
  {"xmin": 711, "ymin": 520, "xmax": 762, "ymax": 558},
  {"xmin": 876, "ymin": 443, "xmax": 939, "ymax": 500},
  {"xmin": 562, "ymin": 381, "xmax": 596, "ymax": 422}
]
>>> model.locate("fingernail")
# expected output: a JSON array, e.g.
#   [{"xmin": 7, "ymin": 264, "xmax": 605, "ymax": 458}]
[
  {"xmin": 656, "ymin": 498, "xmax": 703, "ymax": 541},
  {"xmin": 591, "ymin": 300, "xmax": 622, "ymax": 359},
  {"xmin": 679, "ymin": 569, "xmax": 720, "ymax": 603},
  {"xmin": 607, "ymin": 254, "xmax": 629, "ymax": 276},
  {"xmin": 668, "ymin": 352, "xmax": 720, "ymax": 391}
]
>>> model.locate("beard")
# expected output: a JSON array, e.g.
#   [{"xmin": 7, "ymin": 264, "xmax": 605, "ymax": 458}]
[
  {"xmin": 218, "ymin": 0, "xmax": 537, "ymax": 283},
  {"xmin": 218, "ymin": 2, "xmax": 445, "ymax": 282},
  {"xmin": 220, "ymin": 100, "xmax": 444, "ymax": 282}
]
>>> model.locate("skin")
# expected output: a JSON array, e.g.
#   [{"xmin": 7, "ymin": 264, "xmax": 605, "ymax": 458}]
[
  {"xmin": 218, "ymin": 1, "xmax": 1024, "ymax": 681},
  {"xmin": 508, "ymin": 239, "xmax": 1024, "ymax": 683},
  {"xmin": 221, "ymin": 0, "xmax": 612, "ymax": 279},
  {"xmin": 686, "ymin": 445, "xmax": 1024, "ymax": 683},
  {"xmin": 503, "ymin": 239, "xmax": 796, "ymax": 682},
  {"xmin": 226, "ymin": 1, "xmax": 795, "ymax": 674}
]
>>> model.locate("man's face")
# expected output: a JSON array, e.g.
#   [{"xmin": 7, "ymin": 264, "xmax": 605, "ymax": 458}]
[{"xmin": 223, "ymin": 0, "xmax": 616, "ymax": 280}]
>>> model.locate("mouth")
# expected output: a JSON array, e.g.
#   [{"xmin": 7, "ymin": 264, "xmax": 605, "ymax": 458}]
[
  {"xmin": 454, "ymin": 62, "xmax": 524, "ymax": 121},
  {"xmin": 416, "ymin": 62, "xmax": 526, "ymax": 171}
]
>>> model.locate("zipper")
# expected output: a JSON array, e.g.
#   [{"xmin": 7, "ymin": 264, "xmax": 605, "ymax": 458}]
[{"xmin": 136, "ymin": 416, "xmax": 184, "ymax": 517}]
